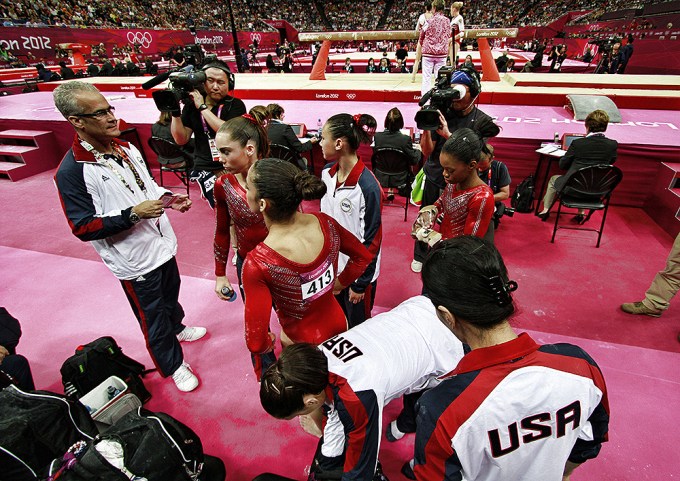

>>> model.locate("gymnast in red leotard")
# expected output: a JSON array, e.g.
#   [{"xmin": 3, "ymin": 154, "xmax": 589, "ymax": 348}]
[
  {"xmin": 213, "ymin": 115, "xmax": 269, "ymax": 299},
  {"xmin": 241, "ymin": 158, "xmax": 372, "ymax": 357}
]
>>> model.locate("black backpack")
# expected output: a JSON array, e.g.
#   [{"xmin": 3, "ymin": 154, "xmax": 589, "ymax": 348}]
[
  {"xmin": 52, "ymin": 408, "xmax": 204, "ymax": 481},
  {"xmin": 0, "ymin": 385, "xmax": 98, "ymax": 481},
  {"xmin": 511, "ymin": 175, "xmax": 535, "ymax": 213},
  {"xmin": 60, "ymin": 336, "xmax": 152, "ymax": 403}
]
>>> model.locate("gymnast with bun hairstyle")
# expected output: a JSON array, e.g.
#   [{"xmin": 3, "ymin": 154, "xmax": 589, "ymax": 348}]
[
  {"xmin": 320, "ymin": 113, "xmax": 383, "ymax": 328},
  {"xmin": 241, "ymin": 158, "xmax": 372, "ymax": 371}
]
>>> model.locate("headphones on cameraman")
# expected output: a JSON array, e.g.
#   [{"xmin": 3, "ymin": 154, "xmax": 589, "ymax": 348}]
[
  {"xmin": 454, "ymin": 65, "xmax": 482, "ymax": 101},
  {"xmin": 202, "ymin": 61, "xmax": 236, "ymax": 91}
]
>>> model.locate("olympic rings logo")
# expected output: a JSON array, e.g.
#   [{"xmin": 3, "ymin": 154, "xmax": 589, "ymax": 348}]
[
  {"xmin": 346, "ymin": 93, "xmax": 356, "ymax": 99},
  {"xmin": 250, "ymin": 33, "xmax": 262, "ymax": 43},
  {"xmin": 127, "ymin": 31, "xmax": 153, "ymax": 49}
]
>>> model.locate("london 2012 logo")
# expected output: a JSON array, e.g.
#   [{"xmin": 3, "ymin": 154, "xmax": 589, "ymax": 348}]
[{"xmin": 127, "ymin": 31, "xmax": 153, "ymax": 49}]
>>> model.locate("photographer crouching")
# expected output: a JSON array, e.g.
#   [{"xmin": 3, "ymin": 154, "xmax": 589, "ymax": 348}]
[
  {"xmin": 170, "ymin": 60, "xmax": 246, "ymax": 207},
  {"xmin": 477, "ymin": 142, "xmax": 513, "ymax": 231},
  {"xmin": 411, "ymin": 66, "xmax": 500, "ymax": 273}
]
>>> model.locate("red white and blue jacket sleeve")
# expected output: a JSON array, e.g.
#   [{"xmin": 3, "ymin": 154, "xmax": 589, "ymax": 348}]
[
  {"xmin": 351, "ymin": 171, "xmax": 382, "ymax": 293},
  {"xmin": 54, "ymin": 150, "xmax": 134, "ymax": 241}
]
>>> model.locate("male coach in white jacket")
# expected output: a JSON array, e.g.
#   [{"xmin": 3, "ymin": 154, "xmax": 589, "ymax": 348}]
[{"xmin": 54, "ymin": 81, "xmax": 205, "ymax": 392}]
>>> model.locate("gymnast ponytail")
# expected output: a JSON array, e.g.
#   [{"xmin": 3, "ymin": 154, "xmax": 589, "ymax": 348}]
[
  {"xmin": 325, "ymin": 113, "xmax": 377, "ymax": 151},
  {"xmin": 250, "ymin": 158, "xmax": 327, "ymax": 221},
  {"xmin": 217, "ymin": 114, "xmax": 270, "ymax": 158}
]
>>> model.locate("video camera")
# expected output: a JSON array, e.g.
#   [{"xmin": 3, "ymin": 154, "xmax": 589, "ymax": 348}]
[
  {"xmin": 588, "ymin": 37, "xmax": 617, "ymax": 55},
  {"xmin": 415, "ymin": 66, "xmax": 466, "ymax": 131},
  {"xmin": 145, "ymin": 47, "xmax": 220, "ymax": 112}
]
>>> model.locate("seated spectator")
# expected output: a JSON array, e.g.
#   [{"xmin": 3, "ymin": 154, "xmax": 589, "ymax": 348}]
[
  {"xmin": 374, "ymin": 107, "xmax": 421, "ymax": 200},
  {"xmin": 366, "ymin": 57, "xmax": 377, "ymax": 73},
  {"xmin": 378, "ymin": 57, "xmax": 391, "ymax": 73},
  {"xmin": 0, "ymin": 308, "xmax": 35, "ymax": 391},
  {"xmin": 86, "ymin": 60, "xmax": 100, "ymax": 77},
  {"xmin": 506, "ymin": 58, "xmax": 516, "ymax": 71},
  {"xmin": 111, "ymin": 58, "xmax": 127, "ymax": 76},
  {"xmin": 144, "ymin": 57, "xmax": 158, "ymax": 75},
  {"xmin": 538, "ymin": 110, "xmax": 617, "ymax": 224},
  {"xmin": 266, "ymin": 103, "xmax": 318, "ymax": 170},
  {"xmin": 462, "ymin": 54, "xmax": 476, "ymax": 70},
  {"xmin": 342, "ymin": 57, "xmax": 354, "ymax": 73},
  {"xmin": 476, "ymin": 143, "xmax": 511, "ymax": 228},
  {"xmin": 58, "ymin": 61, "xmax": 75, "ymax": 80},
  {"xmin": 125, "ymin": 56, "xmax": 141, "ymax": 76},
  {"xmin": 397, "ymin": 58, "xmax": 410, "ymax": 73},
  {"xmin": 36, "ymin": 63, "xmax": 55, "ymax": 82},
  {"xmin": 99, "ymin": 59, "xmax": 113, "ymax": 76},
  {"xmin": 151, "ymin": 111, "xmax": 194, "ymax": 167}
]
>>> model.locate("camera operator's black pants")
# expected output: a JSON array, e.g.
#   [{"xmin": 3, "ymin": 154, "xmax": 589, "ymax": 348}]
[{"xmin": 413, "ymin": 178, "xmax": 443, "ymax": 263}]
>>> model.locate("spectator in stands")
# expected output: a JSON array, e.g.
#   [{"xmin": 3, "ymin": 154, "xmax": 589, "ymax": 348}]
[
  {"xmin": 537, "ymin": 109, "xmax": 617, "ymax": 223},
  {"xmin": 618, "ymin": 34, "xmax": 634, "ymax": 73},
  {"xmin": 476, "ymin": 142, "xmax": 511, "ymax": 229},
  {"xmin": 0, "ymin": 308, "xmax": 35, "ymax": 391},
  {"xmin": 412, "ymin": 67, "xmax": 500, "ymax": 272},
  {"xmin": 378, "ymin": 57, "xmax": 391, "ymax": 73},
  {"xmin": 463, "ymin": 54, "xmax": 475, "ymax": 70},
  {"xmin": 99, "ymin": 59, "xmax": 113, "ymax": 76},
  {"xmin": 59, "ymin": 61, "xmax": 75, "ymax": 80},
  {"xmin": 53, "ymin": 82, "xmax": 204, "ymax": 393},
  {"xmin": 366, "ymin": 57, "xmax": 377, "ymax": 73},
  {"xmin": 266, "ymin": 103, "xmax": 318, "ymax": 170},
  {"xmin": 36, "ymin": 63, "xmax": 55, "ymax": 82},
  {"xmin": 172, "ymin": 60, "xmax": 247, "ymax": 208},
  {"xmin": 86, "ymin": 60, "xmax": 100, "ymax": 77},
  {"xmin": 419, "ymin": 0, "xmax": 451, "ymax": 96},
  {"xmin": 343, "ymin": 57, "xmax": 354, "ymax": 73}
]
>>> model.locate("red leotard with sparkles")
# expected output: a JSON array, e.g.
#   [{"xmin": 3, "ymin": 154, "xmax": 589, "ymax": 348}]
[
  {"xmin": 213, "ymin": 174, "xmax": 268, "ymax": 276},
  {"xmin": 242, "ymin": 212, "xmax": 371, "ymax": 354},
  {"xmin": 434, "ymin": 183, "xmax": 494, "ymax": 239}
]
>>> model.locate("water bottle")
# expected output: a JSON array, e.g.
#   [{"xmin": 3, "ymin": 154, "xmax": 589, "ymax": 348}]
[
  {"xmin": 553, "ymin": 132, "xmax": 560, "ymax": 144},
  {"xmin": 220, "ymin": 286, "xmax": 237, "ymax": 302},
  {"xmin": 317, "ymin": 118, "xmax": 322, "ymax": 133}
]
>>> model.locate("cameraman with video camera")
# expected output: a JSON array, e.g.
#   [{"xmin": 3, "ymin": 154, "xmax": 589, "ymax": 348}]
[
  {"xmin": 411, "ymin": 66, "xmax": 499, "ymax": 273},
  {"xmin": 171, "ymin": 60, "xmax": 246, "ymax": 208}
]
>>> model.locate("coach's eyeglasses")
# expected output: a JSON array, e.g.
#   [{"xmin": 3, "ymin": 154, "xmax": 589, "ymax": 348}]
[{"xmin": 73, "ymin": 106, "xmax": 116, "ymax": 119}]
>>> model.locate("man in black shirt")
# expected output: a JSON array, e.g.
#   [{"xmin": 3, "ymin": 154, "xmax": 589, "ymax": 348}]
[
  {"xmin": 411, "ymin": 67, "xmax": 500, "ymax": 272},
  {"xmin": 171, "ymin": 61, "xmax": 246, "ymax": 207},
  {"xmin": 476, "ymin": 143, "xmax": 511, "ymax": 228}
]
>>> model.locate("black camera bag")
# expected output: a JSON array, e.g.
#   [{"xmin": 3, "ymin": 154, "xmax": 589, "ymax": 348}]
[
  {"xmin": 60, "ymin": 336, "xmax": 152, "ymax": 403},
  {"xmin": 0, "ymin": 385, "xmax": 97, "ymax": 481},
  {"xmin": 511, "ymin": 174, "xmax": 535, "ymax": 213},
  {"xmin": 53, "ymin": 408, "xmax": 204, "ymax": 481}
]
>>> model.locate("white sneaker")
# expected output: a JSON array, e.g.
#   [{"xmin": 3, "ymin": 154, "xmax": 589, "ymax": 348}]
[
  {"xmin": 172, "ymin": 362, "xmax": 199, "ymax": 392},
  {"xmin": 411, "ymin": 260, "xmax": 423, "ymax": 273},
  {"xmin": 177, "ymin": 326, "xmax": 207, "ymax": 343},
  {"xmin": 386, "ymin": 420, "xmax": 406, "ymax": 442}
]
